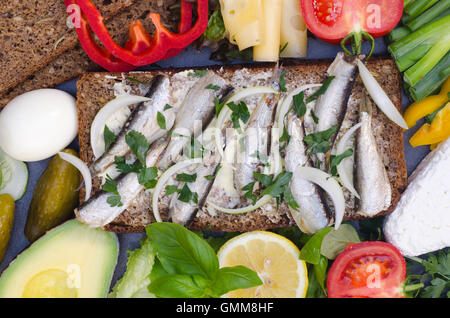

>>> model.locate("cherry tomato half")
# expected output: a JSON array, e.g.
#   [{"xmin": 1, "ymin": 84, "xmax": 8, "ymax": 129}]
[
  {"xmin": 327, "ymin": 241, "xmax": 406, "ymax": 298},
  {"xmin": 300, "ymin": 0, "xmax": 404, "ymax": 44}
]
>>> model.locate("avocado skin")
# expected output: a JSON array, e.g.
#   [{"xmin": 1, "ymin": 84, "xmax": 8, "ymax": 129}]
[{"xmin": 0, "ymin": 220, "xmax": 119, "ymax": 298}]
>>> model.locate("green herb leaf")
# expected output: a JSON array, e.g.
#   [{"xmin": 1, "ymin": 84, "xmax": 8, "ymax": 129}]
[
  {"xmin": 292, "ymin": 91, "xmax": 307, "ymax": 118},
  {"xmin": 330, "ymin": 148, "xmax": 354, "ymax": 176},
  {"xmin": 126, "ymin": 77, "xmax": 152, "ymax": 86},
  {"xmin": 205, "ymin": 165, "xmax": 221, "ymax": 181},
  {"xmin": 147, "ymin": 223, "xmax": 219, "ymax": 280},
  {"xmin": 102, "ymin": 175, "xmax": 119, "ymax": 195},
  {"xmin": 311, "ymin": 109, "xmax": 319, "ymax": 124},
  {"xmin": 177, "ymin": 184, "xmax": 198, "ymax": 204},
  {"xmin": 205, "ymin": 84, "xmax": 221, "ymax": 91},
  {"xmin": 137, "ymin": 167, "xmax": 158, "ymax": 189},
  {"xmin": 279, "ymin": 125, "xmax": 291, "ymax": 151},
  {"xmin": 164, "ymin": 104, "xmax": 173, "ymax": 111},
  {"xmin": 279, "ymin": 42, "xmax": 289, "ymax": 54},
  {"xmin": 114, "ymin": 156, "xmax": 141, "ymax": 174},
  {"xmin": 157, "ymin": 111, "xmax": 166, "ymax": 130},
  {"xmin": 125, "ymin": 131, "xmax": 150, "ymax": 166},
  {"xmin": 306, "ymin": 76, "xmax": 335, "ymax": 103},
  {"xmin": 253, "ymin": 172, "xmax": 273, "ymax": 187},
  {"xmin": 107, "ymin": 195, "xmax": 123, "ymax": 207},
  {"xmin": 104, "ymin": 125, "xmax": 116, "ymax": 153},
  {"xmin": 149, "ymin": 274, "xmax": 212, "ymax": 298},
  {"xmin": 304, "ymin": 125, "xmax": 338, "ymax": 155},
  {"xmin": 261, "ymin": 172, "xmax": 293, "ymax": 198},
  {"xmin": 189, "ymin": 70, "xmax": 208, "ymax": 78},
  {"xmin": 228, "ymin": 101, "xmax": 250, "ymax": 132},
  {"xmin": 211, "ymin": 266, "xmax": 262, "ymax": 296},
  {"xmin": 203, "ymin": 10, "xmax": 226, "ymax": 42},
  {"xmin": 279, "ymin": 70, "xmax": 287, "ymax": 92},
  {"xmin": 300, "ymin": 227, "xmax": 333, "ymax": 265},
  {"xmin": 314, "ymin": 255, "xmax": 329, "ymax": 295},
  {"xmin": 320, "ymin": 224, "xmax": 361, "ymax": 260},
  {"xmin": 176, "ymin": 173, "xmax": 198, "ymax": 183},
  {"xmin": 214, "ymin": 97, "xmax": 225, "ymax": 117},
  {"xmin": 165, "ymin": 185, "xmax": 179, "ymax": 195}
]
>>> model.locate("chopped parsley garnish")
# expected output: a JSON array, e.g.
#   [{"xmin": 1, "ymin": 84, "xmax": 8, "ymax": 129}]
[
  {"xmin": 103, "ymin": 125, "xmax": 116, "ymax": 153},
  {"xmin": 188, "ymin": 70, "xmax": 208, "ymax": 78},
  {"xmin": 292, "ymin": 91, "xmax": 307, "ymax": 118},
  {"xmin": 164, "ymin": 104, "xmax": 173, "ymax": 111},
  {"xmin": 109, "ymin": 130, "xmax": 159, "ymax": 206},
  {"xmin": 330, "ymin": 149, "xmax": 354, "ymax": 176},
  {"xmin": 157, "ymin": 112, "xmax": 166, "ymax": 130},
  {"xmin": 102, "ymin": 175, "xmax": 123, "ymax": 207},
  {"xmin": 205, "ymin": 165, "xmax": 222, "ymax": 181},
  {"xmin": 205, "ymin": 84, "xmax": 221, "ymax": 91},
  {"xmin": 214, "ymin": 97, "xmax": 225, "ymax": 116},
  {"xmin": 279, "ymin": 125, "xmax": 291, "ymax": 152},
  {"xmin": 303, "ymin": 125, "xmax": 338, "ymax": 155},
  {"xmin": 228, "ymin": 101, "xmax": 251, "ymax": 132},
  {"xmin": 306, "ymin": 76, "xmax": 335, "ymax": 103},
  {"xmin": 126, "ymin": 77, "xmax": 152, "ymax": 86},
  {"xmin": 176, "ymin": 173, "xmax": 198, "ymax": 183},
  {"xmin": 311, "ymin": 109, "xmax": 320, "ymax": 124},
  {"xmin": 178, "ymin": 184, "xmax": 199, "ymax": 204},
  {"xmin": 279, "ymin": 70, "xmax": 287, "ymax": 92},
  {"xmin": 242, "ymin": 182, "xmax": 257, "ymax": 205}
]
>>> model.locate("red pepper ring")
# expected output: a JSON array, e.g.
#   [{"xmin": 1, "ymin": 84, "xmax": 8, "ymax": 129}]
[
  {"xmin": 163, "ymin": 0, "xmax": 193, "ymax": 60},
  {"xmin": 77, "ymin": 0, "xmax": 209, "ymax": 67},
  {"xmin": 65, "ymin": 0, "xmax": 135, "ymax": 72}
]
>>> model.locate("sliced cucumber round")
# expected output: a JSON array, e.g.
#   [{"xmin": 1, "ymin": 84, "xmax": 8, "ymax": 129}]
[{"xmin": 0, "ymin": 148, "xmax": 28, "ymax": 201}]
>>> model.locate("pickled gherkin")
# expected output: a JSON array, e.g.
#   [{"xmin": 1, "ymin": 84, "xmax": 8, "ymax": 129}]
[
  {"xmin": 25, "ymin": 149, "xmax": 81, "ymax": 243},
  {"xmin": 0, "ymin": 193, "xmax": 14, "ymax": 263}
]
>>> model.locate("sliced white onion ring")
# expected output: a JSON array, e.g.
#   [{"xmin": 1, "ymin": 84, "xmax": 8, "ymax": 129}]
[
  {"xmin": 294, "ymin": 166, "xmax": 345, "ymax": 230},
  {"xmin": 357, "ymin": 60, "xmax": 408, "ymax": 130},
  {"xmin": 207, "ymin": 195, "xmax": 273, "ymax": 215},
  {"xmin": 215, "ymin": 86, "xmax": 279, "ymax": 158},
  {"xmin": 152, "ymin": 159, "xmax": 202, "ymax": 223},
  {"xmin": 335, "ymin": 123, "xmax": 362, "ymax": 199},
  {"xmin": 275, "ymin": 84, "xmax": 322, "ymax": 129},
  {"xmin": 90, "ymin": 95, "xmax": 151, "ymax": 158},
  {"xmin": 58, "ymin": 152, "xmax": 92, "ymax": 202}
]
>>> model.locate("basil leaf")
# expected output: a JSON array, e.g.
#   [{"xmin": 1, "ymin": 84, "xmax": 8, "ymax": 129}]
[
  {"xmin": 306, "ymin": 76, "xmax": 335, "ymax": 103},
  {"xmin": 125, "ymin": 131, "xmax": 150, "ymax": 166},
  {"xmin": 176, "ymin": 173, "xmax": 198, "ymax": 183},
  {"xmin": 104, "ymin": 125, "xmax": 116, "ymax": 152},
  {"xmin": 314, "ymin": 255, "xmax": 329, "ymax": 295},
  {"xmin": 320, "ymin": 224, "xmax": 361, "ymax": 260},
  {"xmin": 299, "ymin": 227, "xmax": 333, "ymax": 265},
  {"xmin": 157, "ymin": 111, "xmax": 166, "ymax": 130},
  {"xmin": 306, "ymin": 264, "xmax": 327, "ymax": 298},
  {"xmin": 148, "ymin": 274, "xmax": 212, "ymax": 298},
  {"xmin": 147, "ymin": 223, "xmax": 219, "ymax": 280},
  {"xmin": 211, "ymin": 266, "xmax": 262, "ymax": 296}
]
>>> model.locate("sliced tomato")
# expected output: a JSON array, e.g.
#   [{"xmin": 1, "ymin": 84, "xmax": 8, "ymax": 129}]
[
  {"xmin": 327, "ymin": 241, "xmax": 406, "ymax": 298},
  {"xmin": 300, "ymin": 0, "xmax": 404, "ymax": 44}
]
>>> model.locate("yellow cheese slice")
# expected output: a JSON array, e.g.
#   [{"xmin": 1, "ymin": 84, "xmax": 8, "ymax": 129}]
[
  {"xmin": 280, "ymin": 0, "xmax": 307, "ymax": 58},
  {"xmin": 253, "ymin": 0, "xmax": 283, "ymax": 62}
]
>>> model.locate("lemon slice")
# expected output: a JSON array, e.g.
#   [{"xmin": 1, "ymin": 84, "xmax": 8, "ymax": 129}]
[{"xmin": 218, "ymin": 231, "xmax": 308, "ymax": 298}]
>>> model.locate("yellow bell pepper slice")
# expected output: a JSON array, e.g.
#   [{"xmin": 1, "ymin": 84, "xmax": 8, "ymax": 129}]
[
  {"xmin": 403, "ymin": 94, "xmax": 448, "ymax": 128},
  {"xmin": 410, "ymin": 102, "xmax": 450, "ymax": 147}
]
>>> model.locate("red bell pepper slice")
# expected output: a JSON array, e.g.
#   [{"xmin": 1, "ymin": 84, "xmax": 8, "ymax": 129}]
[
  {"xmin": 162, "ymin": 0, "xmax": 193, "ymax": 60},
  {"xmin": 65, "ymin": 0, "xmax": 135, "ymax": 72},
  {"xmin": 77, "ymin": 0, "xmax": 208, "ymax": 67}
]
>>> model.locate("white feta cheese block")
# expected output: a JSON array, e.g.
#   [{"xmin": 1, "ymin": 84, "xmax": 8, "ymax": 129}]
[{"xmin": 384, "ymin": 137, "xmax": 450, "ymax": 256}]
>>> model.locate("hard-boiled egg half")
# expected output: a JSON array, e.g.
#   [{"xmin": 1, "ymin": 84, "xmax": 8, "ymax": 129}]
[{"xmin": 0, "ymin": 89, "xmax": 78, "ymax": 162}]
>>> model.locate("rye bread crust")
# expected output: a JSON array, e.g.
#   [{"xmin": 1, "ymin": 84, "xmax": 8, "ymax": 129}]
[{"xmin": 76, "ymin": 57, "xmax": 407, "ymax": 233}]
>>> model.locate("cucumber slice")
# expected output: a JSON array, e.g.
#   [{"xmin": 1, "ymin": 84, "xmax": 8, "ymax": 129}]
[{"xmin": 0, "ymin": 148, "xmax": 28, "ymax": 201}]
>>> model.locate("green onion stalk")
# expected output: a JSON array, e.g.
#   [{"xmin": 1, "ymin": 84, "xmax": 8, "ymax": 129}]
[
  {"xmin": 408, "ymin": 51, "xmax": 450, "ymax": 101},
  {"xmin": 403, "ymin": 0, "xmax": 440, "ymax": 22}
]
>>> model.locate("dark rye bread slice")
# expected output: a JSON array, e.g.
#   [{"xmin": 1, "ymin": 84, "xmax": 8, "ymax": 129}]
[
  {"xmin": 0, "ymin": 0, "xmax": 134, "ymax": 98},
  {"xmin": 0, "ymin": 0, "xmax": 178, "ymax": 108},
  {"xmin": 76, "ymin": 56, "xmax": 407, "ymax": 233}
]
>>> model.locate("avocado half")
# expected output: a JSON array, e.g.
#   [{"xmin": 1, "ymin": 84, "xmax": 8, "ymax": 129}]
[{"xmin": 0, "ymin": 220, "xmax": 119, "ymax": 298}]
